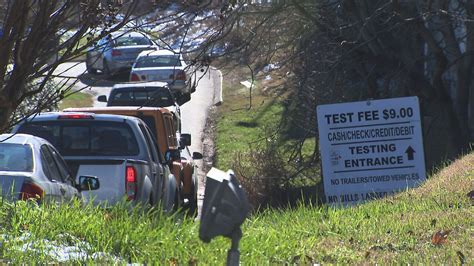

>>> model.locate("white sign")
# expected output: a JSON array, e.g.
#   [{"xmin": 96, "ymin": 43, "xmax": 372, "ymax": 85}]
[{"xmin": 317, "ymin": 96, "xmax": 426, "ymax": 205}]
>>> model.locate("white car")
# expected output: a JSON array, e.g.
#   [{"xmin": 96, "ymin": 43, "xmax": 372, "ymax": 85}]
[
  {"xmin": 130, "ymin": 50, "xmax": 196, "ymax": 102},
  {"xmin": 0, "ymin": 134, "xmax": 99, "ymax": 203}
]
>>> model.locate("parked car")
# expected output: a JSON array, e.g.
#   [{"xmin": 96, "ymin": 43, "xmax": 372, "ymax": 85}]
[
  {"xmin": 86, "ymin": 31, "xmax": 158, "ymax": 75},
  {"xmin": 0, "ymin": 133, "xmax": 99, "ymax": 203},
  {"xmin": 63, "ymin": 106, "xmax": 203, "ymax": 214},
  {"xmin": 97, "ymin": 82, "xmax": 182, "ymax": 131},
  {"xmin": 13, "ymin": 112, "xmax": 178, "ymax": 211},
  {"xmin": 129, "ymin": 50, "xmax": 197, "ymax": 102}
]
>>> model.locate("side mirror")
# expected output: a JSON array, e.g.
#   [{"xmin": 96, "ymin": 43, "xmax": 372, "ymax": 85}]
[
  {"xmin": 192, "ymin": 152, "xmax": 203, "ymax": 160},
  {"xmin": 180, "ymin": 133, "xmax": 191, "ymax": 148},
  {"xmin": 97, "ymin": 95, "xmax": 107, "ymax": 102},
  {"xmin": 77, "ymin": 175, "xmax": 100, "ymax": 191},
  {"xmin": 176, "ymin": 92, "xmax": 191, "ymax": 105}
]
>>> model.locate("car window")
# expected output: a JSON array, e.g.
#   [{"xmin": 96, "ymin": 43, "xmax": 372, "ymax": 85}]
[
  {"xmin": 134, "ymin": 55, "xmax": 182, "ymax": 68},
  {"xmin": 47, "ymin": 145, "xmax": 74, "ymax": 185},
  {"xmin": 137, "ymin": 115, "xmax": 158, "ymax": 139},
  {"xmin": 163, "ymin": 115, "xmax": 178, "ymax": 147},
  {"xmin": 63, "ymin": 126, "xmax": 89, "ymax": 150},
  {"xmin": 138, "ymin": 124, "xmax": 160, "ymax": 163},
  {"xmin": 40, "ymin": 147, "xmax": 52, "ymax": 180},
  {"xmin": 18, "ymin": 121, "xmax": 139, "ymax": 156},
  {"xmin": 114, "ymin": 36, "xmax": 151, "ymax": 46},
  {"xmin": 109, "ymin": 88, "xmax": 174, "ymax": 107},
  {"xmin": 148, "ymin": 89, "xmax": 174, "ymax": 106},
  {"xmin": 145, "ymin": 125, "xmax": 165, "ymax": 163},
  {"xmin": 111, "ymin": 91, "xmax": 133, "ymax": 103},
  {"xmin": 40, "ymin": 145, "xmax": 62, "ymax": 181},
  {"xmin": 134, "ymin": 92, "xmax": 148, "ymax": 101},
  {"xmin": 0, "ymin": 143, "xmax": 33, "ymax": 172}
]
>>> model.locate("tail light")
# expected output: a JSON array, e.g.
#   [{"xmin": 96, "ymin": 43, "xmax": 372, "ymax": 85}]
[
  {"xmin": 130, "ymin": 73, "xmax": 140, "ymax": 81},
  {"xmin": 125, "ymin": 166, "xmax": 137, "ymax": 201},
  {"xmin": 19, "ymin": 182, "xmax": 44, "ymax": 201},
  {"xmin": 172, "ymin": 70, "xmax": 186, "ymax": 81},
  {"xmin": 58, "ymin": 114, "xmax": 94, "ymax": 119},
  {"xmin": 111, "ymin": 49, "xmax": 122, "ymax": 57}
]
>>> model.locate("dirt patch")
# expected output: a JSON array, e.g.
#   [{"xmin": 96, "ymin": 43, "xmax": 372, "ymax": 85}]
[
  {"xmin": 196, "ymin": 69, "xmax": 221, "ymax": 217},
  {"xmin": 196, "ymin": 105, "xmax": 219, "ymax": 217},
  {"xmin": 200, "ymin": 105, "xmax": 218, "ymax": 180}
]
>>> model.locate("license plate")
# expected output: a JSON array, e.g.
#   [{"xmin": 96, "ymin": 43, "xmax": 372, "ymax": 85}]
[{"xmin": 148, "ymin": 74, "xmax": 167, "ymax": 80}]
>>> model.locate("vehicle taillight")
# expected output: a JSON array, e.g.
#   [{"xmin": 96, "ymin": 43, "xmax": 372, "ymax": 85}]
[
  {"xmin": 125, "ymin": 166, "xmax": 137, "ymax": 201},
  {"xmin": 19, "ymin": 182, "xmax": 44, "ymax": 201},
  {"xmin": 130, "ymin": 73, "xmax": 140, "ymax": 81},
  {"xmin": 174, "ymin": 70, "xmax": 186, "ymax": 81},
  {"xmin": 111, "ymin": 49, "xmax": 122, "ymax": 57},
  {"xmin": 58, "ymin": 114, "xmax": 94, "ymax": 119}
]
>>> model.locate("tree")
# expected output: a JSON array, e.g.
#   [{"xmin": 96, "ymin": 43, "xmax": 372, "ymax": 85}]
[
  {"xmin": 0, "ymin": 0, "xmax": 224, "ymax": 133},
  {"xmin": 211, "ymin": 0, "xmax": 474, "ymax": 171},
  {"xmin": 0, "ymin": 0, "xmax": 141, "ymax": 132},
  {"xmin": 288, "ymin": 0, "xmax": 474, "ymax": 168}
]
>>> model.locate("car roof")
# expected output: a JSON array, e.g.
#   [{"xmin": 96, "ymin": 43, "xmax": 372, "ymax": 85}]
[
  {"xmin": 20, "ymin": 111, "xmax": 143, "ymax": 124},
  {"xmin": 137, "ymin": 49, "xmax": 179, "ymax": 58},
  {"xmin": 112, "ymin": 81, "xmax": 169, "ymax": 89},
  {"xmin": 111, "ymin": 31, "xmax": 149, "ymax": 38},
  {"xmin": 64, "ymin": 106, "xmax": 172, "ymax": 114},
  {"xmin": 0, "ymin": 133, "xmax": 45, "ymax": 146}
]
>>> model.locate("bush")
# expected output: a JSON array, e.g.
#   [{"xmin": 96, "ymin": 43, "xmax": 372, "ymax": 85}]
[{"xmin": 231, "ymin": 129, "xmax": 290, "ymax": 210}]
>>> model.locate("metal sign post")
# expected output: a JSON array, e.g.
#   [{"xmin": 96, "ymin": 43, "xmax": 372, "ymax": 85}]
[{"xmin": 199, "ymin": 168, "xmax": 250, "ymax": 266}]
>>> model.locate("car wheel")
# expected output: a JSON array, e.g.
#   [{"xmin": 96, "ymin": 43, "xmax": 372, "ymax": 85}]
[
  {"xmin": 163, "ymin": 174, "xmax": 177, "ymax": 213},
  {"xmin": 149, "ymin": 193, "xmax": 155, "ymax": 208},
  {"xmin": 187, "ymin": 182, "xmax": 198, "ymax": 217},
  {"xmin": 173, "ymin": 187, "xmax": 181, "ymax": 212}
]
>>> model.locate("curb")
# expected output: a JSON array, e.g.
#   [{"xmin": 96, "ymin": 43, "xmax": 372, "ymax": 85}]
[{"xmin": 210, "ymin": 66, "xmax": 223, "ymax": 105}]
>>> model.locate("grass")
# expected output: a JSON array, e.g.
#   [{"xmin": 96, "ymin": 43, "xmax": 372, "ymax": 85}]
[
  {"xmin": 214, "ymin": 67, "xmax": 318, "ymax": 187},
  {"xmin": 215, "ymin": 67, "xmax": 285, "ymax": 169},
  {"xmin": 0, "ymin": 152, "xmax": 472, "ymax": 263},
  {"xmin": 59, "ymin": 91, "xmax": 93, "ymax": 110},
  {"xmin": 1, "ymin": 65, "xmax": 469, "ymax": 263},
  {"xmin": 215, "ymin": 92, "xmax": 284, "ymax": 169}
]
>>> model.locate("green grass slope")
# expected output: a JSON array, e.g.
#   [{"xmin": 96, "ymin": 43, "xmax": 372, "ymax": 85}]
[
  {"xmin": 0, "ymin": 153, "xmax": 472, "ymax": 264},
  {"xmin": 59, "ymin": 91, "xmax": 93, "ymax": 110}
]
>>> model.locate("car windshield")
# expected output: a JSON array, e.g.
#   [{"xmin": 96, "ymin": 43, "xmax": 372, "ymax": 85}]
[
  {"xmin": 109, "ymin": 88, "xmax": 175, "ymax": 107},
  {"xmin": 114, "ymin": 36, "xmax": 151, "ymax": 46},
  {"xmin": 137, "ymin": 115, "xmax": 157, "ymax": 139},
  {"xmin": 17, "ymin": 121, "xmax": 139, "ymax": 156},
  {"xmin": 134, "ymin": 55, "xmax": 182, "ymax": 68},
  {"xmin": 0, "ymin": 143, "xmax": 33, "ymax": 172}
]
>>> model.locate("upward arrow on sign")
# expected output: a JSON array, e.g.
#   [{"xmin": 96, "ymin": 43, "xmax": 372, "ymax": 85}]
[{"xmin": 405, "ymin": 146, "xmax": 415, "ymax": 160}]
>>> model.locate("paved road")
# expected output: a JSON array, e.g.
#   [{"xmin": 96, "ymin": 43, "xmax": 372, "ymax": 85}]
[{"xmin": 54, "ymin": 62, "xmax": 221, "ymax": 214}]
